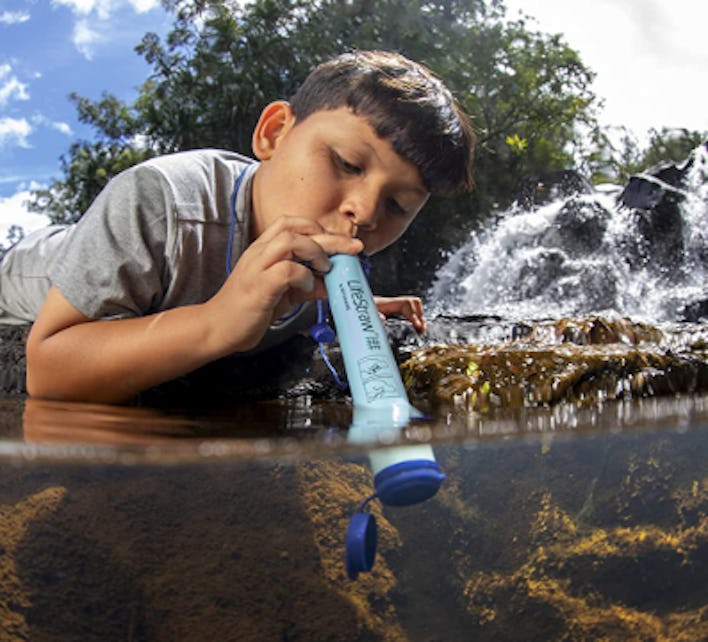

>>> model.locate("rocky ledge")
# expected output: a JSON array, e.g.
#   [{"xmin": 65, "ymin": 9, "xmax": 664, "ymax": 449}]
[{"xmin": 2, "ymin": 315, "xmax": 707, "ymax": 412}]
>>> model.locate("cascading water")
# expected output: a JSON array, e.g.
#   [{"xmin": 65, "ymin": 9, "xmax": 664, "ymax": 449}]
[{"xmin": 429, "ymin": 144, "xmax": 708, "ymax": 324}]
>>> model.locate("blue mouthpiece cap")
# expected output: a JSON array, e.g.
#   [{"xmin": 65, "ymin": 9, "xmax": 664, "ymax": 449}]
[
  {"xmin": 345, "ymin": 461, "xmax": 445, "ymax": 580},
  {"xmin": 345, "ymin": 511, "xmax": 377, "ymax": 580},
  {"xmin": 374, "ymin": 460, "xmax": 446, "ymax": 507}
]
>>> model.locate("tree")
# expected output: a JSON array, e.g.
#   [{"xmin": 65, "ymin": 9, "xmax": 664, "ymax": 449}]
[
  {"xmin": 31, "ymin": 0, "xmax": 599, "ymax": 219},
  {"xmin": 639, "ymin": 127, "xmax": 706, "ymax": 170},
  {"xmin": 28, "ymin": 92, "xmax": 156, "ymax": 223},
  {"xmin": 28, "ymin": 0, "xmax": 603, "ymax": 292},
  {"xmin": 0, "ymin": 224, "xmax": 25, "ymax": 259}
]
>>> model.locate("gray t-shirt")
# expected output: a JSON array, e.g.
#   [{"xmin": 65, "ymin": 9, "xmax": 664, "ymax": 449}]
[{"xmin": 0, "ymin": 149, "xmax": 314, "ymax": 348}]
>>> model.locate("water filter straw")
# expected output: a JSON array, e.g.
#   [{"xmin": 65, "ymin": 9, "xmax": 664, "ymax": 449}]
[
  {"xmin": 323, "ymin": 254, "xmax": 445, "ymax": 579},
  {"xmin": 324, "ymin": 253, "xmax": 414, "ymax": 418}
]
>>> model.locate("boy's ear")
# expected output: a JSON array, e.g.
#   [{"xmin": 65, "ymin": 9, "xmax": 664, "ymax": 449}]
[{"xmin": 252, "ymin": 101, "xmax": 296, "ymax": 160}]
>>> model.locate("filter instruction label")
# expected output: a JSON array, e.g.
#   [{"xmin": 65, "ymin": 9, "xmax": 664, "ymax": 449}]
[{"xmin": 342, "ymin": 278, "xmax": 398, "ymax": 402}]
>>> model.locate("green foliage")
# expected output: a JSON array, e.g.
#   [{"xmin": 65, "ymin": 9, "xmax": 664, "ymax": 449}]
[
  {"xmin": 28, "ymin": 142, "xmax": 155, "ymax": 225},
  {"xmin": 585, "ymin": 126, "xmax": 707, "ymax": 186},
  {"xmin": 31, "ymin": 0, "xmax": 707, "ymax": 236},
  {"xmin": 639, "ymin": 127, "xmax": 706, "ymax": 170},
  {"xmin": 27, "ymin": 91, "xmax": 156, "ymax": 224}
]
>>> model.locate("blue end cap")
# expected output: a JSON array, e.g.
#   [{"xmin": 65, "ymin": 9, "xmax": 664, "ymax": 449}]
[
  {"xmin": 345, "ymin": 512, "xmax": 377, "ymax": 580},
  {"xmin": 309, "ymin": 322, "xmax": 336, "ymax": 343},
  {"xmin": 374, "ymin": 460, "xmax": 446, "ymax": 507}
]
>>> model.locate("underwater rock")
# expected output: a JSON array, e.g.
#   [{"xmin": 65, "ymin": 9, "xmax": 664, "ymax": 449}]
[
  {"xmin": 462, "ymin": 492, "xmax": 708, "ymax": 641},
  {"xmin": 438, "ymin": 434, "xmax": 708, "ymax": 642}
]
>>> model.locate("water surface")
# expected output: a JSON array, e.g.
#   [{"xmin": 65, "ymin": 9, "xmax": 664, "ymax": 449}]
[{"xmin": 1, "ymin": 395, "xmax": 706, "ymax": 641}]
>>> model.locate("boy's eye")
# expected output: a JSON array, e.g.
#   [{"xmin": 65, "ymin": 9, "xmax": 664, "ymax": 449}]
[
  {"xmin": 387, "ymin": 198, "xmax": 407, "ymax": 216},
  {"xmin": 333, "ymin": 152, "xmax": 362, "ymax": 175}
]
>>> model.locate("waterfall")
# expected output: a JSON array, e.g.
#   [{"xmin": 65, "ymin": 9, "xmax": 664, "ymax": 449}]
[{"xmin": 428, "ymin": 145, "xmax": 708, "ymax": 323}]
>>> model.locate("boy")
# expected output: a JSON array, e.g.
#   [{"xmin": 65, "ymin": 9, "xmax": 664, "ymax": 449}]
[{"xmin": 0, "ymin": 50, "xmax": 474, "ymax": 404}]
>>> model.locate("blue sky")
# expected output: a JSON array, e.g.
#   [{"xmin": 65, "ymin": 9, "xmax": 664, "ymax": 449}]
[
  {"xmin": 0, "ymin": 0, "xmax": 169, "ymax": 193},
  {"xmin": 1, "ymin": 0, "xmax": 170, "ymax": 237},
  {"xmin": 1, "ymin": 0, "xmax": 708, "ymax": 239}
]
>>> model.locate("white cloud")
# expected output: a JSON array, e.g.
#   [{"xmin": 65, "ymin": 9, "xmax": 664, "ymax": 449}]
[
  {"xmin": 73, "ymin": 17, "xmax": 101, "ymax": 60},
  {"xmin": 0, "ymin": 117, "xmax": 32, "ymax": 149},
  {"xmin": 0, "ymin": 186, "xmax": 50, "ymax": 246},
  {"xmin": 52, "ymin": 0, "xmax": 108, "ymax": 18},
  {"xmin": 504, "ymin": 0, "xmax": 708, "ymax": 137},
  {"xmin": 51, "ymin": 121, "xmax": 73, "ymax": 136},
  {"xmin": 52, "ymin": 0, "xmax": 161, "ymax": 59},
  {"xmin": 52, "ymin": 0, "xmax": 161, "ymax": 19},
  {"xmin": 0, "ymin": 64, "xmax": 29, "ymax": 107},
  {"xmin": 31, "ymin": 114, "xmax": 74, "ymax": 137},
  {"xmin": 0, "ymin": 10, "xmax": 30, "ymax": 25},
  {"xmin": 129, "ymin": 0, "xmax": 160, "ymax": 12}
]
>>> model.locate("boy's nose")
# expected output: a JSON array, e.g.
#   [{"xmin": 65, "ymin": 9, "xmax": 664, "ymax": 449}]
[{"xmin": 340, "ymin": 193, "xmax": 379, "ymax": 233}]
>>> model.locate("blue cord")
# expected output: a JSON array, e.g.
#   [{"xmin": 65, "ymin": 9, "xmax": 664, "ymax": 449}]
[
  {"xmin": 312, "ymin": 299, "xmax": 348, "ymax": 390},
  {"xmin": 227, "ymin": 166, "xmax": 304, "ymax": 324},
  {"xmin": 225, "ymin": 166, "xmax": 250, "ymax": 276}
]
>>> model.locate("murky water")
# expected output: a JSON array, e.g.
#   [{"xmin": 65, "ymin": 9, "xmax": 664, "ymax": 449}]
[{"xmin": 1, "ymin": 394, "xmax": 706, "ymax": 641}]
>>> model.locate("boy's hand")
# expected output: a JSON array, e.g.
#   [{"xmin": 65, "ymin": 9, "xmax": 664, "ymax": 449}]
[
  {"xmin": 207, "ymin": 216, "xmax": 364, "ymax": 352},
  {"xmin": 374, "ymin": 295, "xmax": 426, "ymax": 333}
]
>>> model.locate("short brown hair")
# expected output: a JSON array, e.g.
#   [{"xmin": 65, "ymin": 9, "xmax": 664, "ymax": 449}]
[{"xmin": 290, "ymin": 50, "xmax": 475, "ymax": 195}]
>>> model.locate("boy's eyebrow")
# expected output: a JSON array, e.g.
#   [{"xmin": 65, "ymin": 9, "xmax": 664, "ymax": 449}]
[{"xmin": 354, "ymin": 140, "xmax": 428, "ymax": 196}]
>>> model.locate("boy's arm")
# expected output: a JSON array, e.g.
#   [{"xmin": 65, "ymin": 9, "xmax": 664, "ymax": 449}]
[
  {"xmin": 26, "ymin": 287, "xmax": 227, "ymax": 404},
  {"xmin": 27, "ymin": 217, "xmax": 362, "ymax": 404}
]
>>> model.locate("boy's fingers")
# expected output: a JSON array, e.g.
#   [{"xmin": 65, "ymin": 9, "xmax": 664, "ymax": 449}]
[
  {"xmin": 256, "ymin": 215, "xmax": 324, "ymax": 242},
  {"xmin": 375, "ymin": 296, "xmax": 427, "ymax": 333},
  {"xmin": 308, "ymin": 233, "xmax": 364, "ymax": 260},
  {"xmin": 267, "ymin": 260, "xmax": 316, "ymax": 294},
  {"xmin": 254, "ymin": 229, "xmax": 362, "ymax": 274},
  {"xmin": 255, "ymin": 216, "xmax": 364, "ymax": 260}
]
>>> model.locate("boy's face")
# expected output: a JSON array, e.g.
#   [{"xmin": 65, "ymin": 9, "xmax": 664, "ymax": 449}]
[{"xmin": 251, "ymin": 104, "xmax": 429, "ymax": 254}]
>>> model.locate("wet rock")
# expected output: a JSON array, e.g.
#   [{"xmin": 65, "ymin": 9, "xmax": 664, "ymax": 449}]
[
  {"xmin": 530, "ymin": 316, "xmax": 664, "ymax": 345},
  {"xmin": 3, "ymin": 316, "xmax": 707, "ymax": 412},
  {"xmin": 0, "ymin": 325, "xmax": 29, "ymax": 396},
  {"xmin": 539, "ymin": 198, "xmax": 611, "ymax": 256},
  {"xmin": 138, "ymin": 335, "xmax": 347, "ymax": 409},
  {"xmin": 400, "ymin": 316, "xmax": 708, "ymax": 410},
  {"xmin": 680, "ymin": 292, "xmax": 708, "ymax": 323},
  {"xmin": 618, "ymin": 143, "xmax": 707, "ymax": 273}
]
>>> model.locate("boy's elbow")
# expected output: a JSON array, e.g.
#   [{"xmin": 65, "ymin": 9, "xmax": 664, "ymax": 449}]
[
  {"xmin": 25, "ymin": 286, "xmax": 94, "ymax": 400},
  {"xmin": 25, "ymin": 322, "xmax": 78, "ymax": 400},
  {"xmin": 25, "ymin": 331, "xmax": 54, "ymax": 399}
]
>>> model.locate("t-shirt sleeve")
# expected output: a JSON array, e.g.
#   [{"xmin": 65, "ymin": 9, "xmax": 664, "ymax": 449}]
[{"xmin": 48, "ymin": 164, "xmax": 172, "ymax": 319}]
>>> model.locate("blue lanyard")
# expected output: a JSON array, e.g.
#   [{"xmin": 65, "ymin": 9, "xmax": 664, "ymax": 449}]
[{"xmin": 225, "ymin": 166, "xmax": 250, "ymax": 276}]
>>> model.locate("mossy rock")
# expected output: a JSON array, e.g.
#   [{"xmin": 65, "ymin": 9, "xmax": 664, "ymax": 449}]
[{"xmin": 401, "ymin": 316, "xmax": 708, "ymax": 410}]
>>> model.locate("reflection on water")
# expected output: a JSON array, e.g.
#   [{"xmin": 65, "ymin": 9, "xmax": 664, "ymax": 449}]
[
  {"xmin": 0, "ymin": 393, "xmax": 705, "ymax": 460},
  {"xmin": 0, "ymin": 395, "xmax": 706, "ymax": 640}
]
